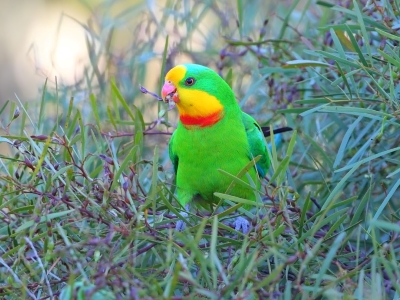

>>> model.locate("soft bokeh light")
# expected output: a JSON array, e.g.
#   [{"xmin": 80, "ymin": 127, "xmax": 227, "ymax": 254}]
[
  {"xmin": 0, "ymin": 0, "xmax": 91, "ymax": 105},
  {"xmin": 27, "ymin": 12, "xmax": 88, "ymax": 86}
]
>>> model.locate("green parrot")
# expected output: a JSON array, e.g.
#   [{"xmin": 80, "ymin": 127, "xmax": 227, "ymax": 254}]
[{"xmin": 161, "ymin": 64, "xmax": 270, "ymax": 233}]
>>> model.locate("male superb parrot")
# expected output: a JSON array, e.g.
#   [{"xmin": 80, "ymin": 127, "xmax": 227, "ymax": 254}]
[{"xmin": 161, "ymin": 64, "xmax": 277, "ymax": 233}]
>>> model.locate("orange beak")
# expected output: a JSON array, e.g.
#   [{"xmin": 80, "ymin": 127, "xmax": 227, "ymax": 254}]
[{"xmin": 161, "ymin": 81, "xmax": 179, "ymax": 103}]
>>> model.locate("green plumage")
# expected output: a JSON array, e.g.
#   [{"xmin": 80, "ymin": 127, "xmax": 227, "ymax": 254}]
[{"xmin": 168, "ymin": 64, "xmax": 270, "ymax": 210}]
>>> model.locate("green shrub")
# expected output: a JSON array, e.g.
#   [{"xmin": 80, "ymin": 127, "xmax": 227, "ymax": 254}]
[{"xmin": 1, "ymin": 0, "xmax": 399, "ymax": 299}]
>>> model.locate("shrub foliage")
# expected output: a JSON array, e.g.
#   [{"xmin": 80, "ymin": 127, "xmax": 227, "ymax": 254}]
[{"xmin": 1, "ymin": 0, "xmax": 400, "ymax": 299}]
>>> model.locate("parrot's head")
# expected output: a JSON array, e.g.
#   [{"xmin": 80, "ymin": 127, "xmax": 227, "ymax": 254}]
[{"xmin": 161, "ymin": 64, "xmax": 236, "ymax": 126}]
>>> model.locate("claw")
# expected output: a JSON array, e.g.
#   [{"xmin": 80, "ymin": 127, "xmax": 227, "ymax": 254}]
[{"xmin": 233, "ymin": 216, "xmax": 250, "ymax": 234}]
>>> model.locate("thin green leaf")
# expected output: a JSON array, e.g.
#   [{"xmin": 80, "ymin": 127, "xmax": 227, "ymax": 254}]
[
  {"xmin": 16, "ymin": 210, "xmax": 75, "ymax": 233},
  {"xmin": 283, "ymin": 60, "xmax": 331, "ymax": 68}
]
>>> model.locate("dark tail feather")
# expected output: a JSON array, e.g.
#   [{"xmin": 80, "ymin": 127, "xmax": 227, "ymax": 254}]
[{"xmin": 261, "ymin": 126, "xmax": 293, "ymax": 137}]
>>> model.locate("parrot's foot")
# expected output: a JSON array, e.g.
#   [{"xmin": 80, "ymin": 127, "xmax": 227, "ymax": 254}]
[
  {"xmin": 233, "ymin": 216, "xmax": 250, "ymax": 234},
  {"xmin": 175, "ymin": 211, "xmax": 189, "ymax": 231}
]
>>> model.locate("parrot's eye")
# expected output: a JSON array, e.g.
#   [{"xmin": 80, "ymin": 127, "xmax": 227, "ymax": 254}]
[{"xmin": 185, "ymin": 77, "xmax": 196, "ymax": 86}]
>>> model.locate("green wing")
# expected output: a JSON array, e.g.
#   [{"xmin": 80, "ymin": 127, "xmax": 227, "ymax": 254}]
[
  {"xmin": 169, "ymin": 131, "xmax": 179, "ymax": 174},
  {"xmin": 241, "ymin": 112, "xmax": 270, "ymax": 177}
]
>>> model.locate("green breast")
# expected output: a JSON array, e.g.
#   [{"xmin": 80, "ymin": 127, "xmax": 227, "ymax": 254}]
[{"xmin": 171, "ymin": 112, "xmax": 259, "ymax": 208}]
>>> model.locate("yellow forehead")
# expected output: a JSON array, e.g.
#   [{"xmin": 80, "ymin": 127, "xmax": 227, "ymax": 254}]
[{"xmin": 165, "ymin": 65, "xmax": 187, "ymax": 83}]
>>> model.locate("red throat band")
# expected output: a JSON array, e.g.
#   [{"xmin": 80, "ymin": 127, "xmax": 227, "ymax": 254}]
[{"xmin": 180, "ymin": 110, "xmax": 223, "ymax": 127}]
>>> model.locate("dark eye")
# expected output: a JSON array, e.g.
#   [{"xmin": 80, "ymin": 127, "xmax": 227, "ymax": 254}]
[{"xmin": 185, "ymin": 77, "xmax": 196, "ymax": 86}]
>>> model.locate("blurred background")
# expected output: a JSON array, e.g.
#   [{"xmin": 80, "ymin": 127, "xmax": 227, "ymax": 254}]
[
  {"xmin": 0, "ymin": 0, "xmax": 320, "ymax": 108},
  {"xmin": 0, "ymin": 0, "xmax": 91, "ymax": 105},
  {"xmin": 1, "ymin": 0, "xmax": 320, "ymax": 155},
  {"xmin": 0, "ymin": 0, "xmax": 209, "ymax": 106}
]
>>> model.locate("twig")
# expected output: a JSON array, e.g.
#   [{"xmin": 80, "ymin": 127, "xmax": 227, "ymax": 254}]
[{"xmin": 140, "ymin": 85, "xmax": 163, "ymax": 101}]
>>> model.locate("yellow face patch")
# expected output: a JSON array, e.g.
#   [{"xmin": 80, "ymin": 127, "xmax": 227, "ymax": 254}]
[
  {"xmin": 175, "ymin": 89, "xmax": 223, "ymax": 117},
  {"xmin": 165, "ymin": 65, "xmax": 187, "ymax": 83},
  {"xmin": 165, "ymin": 65, "xmax": 223, "ymax": 118}
]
